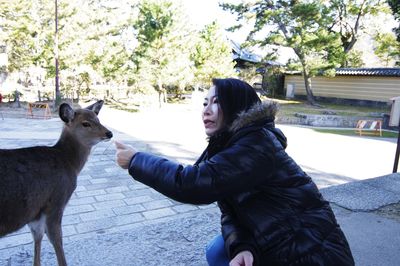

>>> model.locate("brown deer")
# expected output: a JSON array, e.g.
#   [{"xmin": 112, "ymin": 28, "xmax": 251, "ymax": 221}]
[{"xmin": 0, "ymin": 100, "xmax": 112, "ymax": 266}]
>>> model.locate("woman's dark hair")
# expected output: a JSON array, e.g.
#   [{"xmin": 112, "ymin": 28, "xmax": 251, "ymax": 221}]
[{"xmin": 212, "ymin": 78, "xmax": 261, "ymax": 127}]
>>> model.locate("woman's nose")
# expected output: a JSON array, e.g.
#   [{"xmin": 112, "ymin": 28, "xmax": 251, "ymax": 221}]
[{"xmin": 203, "ymin": 104, "xmax": 211, "ymax": 115}]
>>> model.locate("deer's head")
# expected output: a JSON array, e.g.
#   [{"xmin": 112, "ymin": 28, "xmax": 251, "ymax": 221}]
[{"xmin": 59, "ymin": 100, "xmax": 113, "ymax": 146}]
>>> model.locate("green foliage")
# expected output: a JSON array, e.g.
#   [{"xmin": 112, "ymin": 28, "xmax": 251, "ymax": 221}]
[
  {"xmin": 236, "ymin": 65, "xmax": 260, "ymax": 87},
  {"xmin": 345, "ymin": 51, "xmax": 364, "ymax": 68},
  {"xmin": 136, "ymin": 0, "xmax": 173, "ymax": 45},
  {"xmin": 62, "ymin": 71, "xmax": 91, "ymax": 99},
  {"xmin": 0, "ymin": 0, "xmax": 138, "ymax": 97},
  {"xmin": 68, "ymin": 0, "xmax": 136, "ymax": 83},
  {"xmin": 191, "ymin": 21, "xmax": 236, "ymax": 88},
  {"xmin": 388, "ymin": 0, "xmax": 400, "ymax": 42},
  {"xmin": 132, "ymin": 0, "xmax": 196, "ymax": 98},
  {"xmin": 327, "ymin": 0, "xmax": 389, "ymax": 66},
  {"xmin": 373, "ymin": 32, "xmax": 400, "ymax": 66},
  {"xmin": 263, "ymin": 70, "xmax": 285, "ymax": 98},
  {"xmin": 0, "ymin": 0, "xmax": 40, "ymax": 72}
]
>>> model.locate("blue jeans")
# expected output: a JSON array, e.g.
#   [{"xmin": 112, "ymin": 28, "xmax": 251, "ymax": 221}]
[{"xmin": 206, "ymin": 235, "xmax": 230, "ymax": 266}]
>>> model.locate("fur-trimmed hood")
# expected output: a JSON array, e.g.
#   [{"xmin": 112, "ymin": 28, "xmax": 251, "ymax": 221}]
[{"xmin": 229, "ymin": 100, "xmax": 279, "ymax": 133}]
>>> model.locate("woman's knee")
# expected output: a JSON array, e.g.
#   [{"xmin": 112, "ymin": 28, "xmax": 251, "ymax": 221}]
[{"xmin": 206, "ymin": 235, "xmax": 229, "ymax": 266}]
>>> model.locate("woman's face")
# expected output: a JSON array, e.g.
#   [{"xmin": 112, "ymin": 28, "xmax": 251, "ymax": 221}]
[{"xmin": 202, "ymin": 86, "xmax": 224, "ymax": 137}]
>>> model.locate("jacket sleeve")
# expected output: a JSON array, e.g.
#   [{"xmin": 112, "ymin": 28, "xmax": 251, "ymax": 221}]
[
  {"xmin": 128, "ymin": 130, "xmax": 276, "ymax": 204},
  {"xmin": 219, "ymin": 201, "xmax": 260, "ymax": 265}
]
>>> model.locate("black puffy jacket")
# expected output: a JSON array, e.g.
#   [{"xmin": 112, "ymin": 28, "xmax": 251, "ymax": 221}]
[{"xmin": 128, "ymin": 101, "xmax": 354, "ymax": 265}]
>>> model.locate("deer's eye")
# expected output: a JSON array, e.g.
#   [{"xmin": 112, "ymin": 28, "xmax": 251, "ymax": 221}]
[{"xmin": 82, "ymin": 121, "xmax": 91, "ymax": 127}]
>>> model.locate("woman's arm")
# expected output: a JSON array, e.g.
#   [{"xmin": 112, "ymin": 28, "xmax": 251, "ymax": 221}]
[
  {"xmin": 116, "ymin": 130, "xmax": 276, "ymax": 204},
  {"xmin": 219, "ymin": 201, "xmax": 259, "ymax": 265}
]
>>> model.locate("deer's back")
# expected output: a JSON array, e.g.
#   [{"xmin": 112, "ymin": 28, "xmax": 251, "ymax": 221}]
[{"xmin": 0, "ymin": 146, "xmax": 78, "ymax": 236}]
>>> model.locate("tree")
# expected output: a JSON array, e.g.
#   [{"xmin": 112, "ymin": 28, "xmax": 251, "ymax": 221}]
[
  {"xmin": 0, "ymin": 0, "xmax": 40, "ymax": 73},
  {"xmin": 0, "ymin": 0, "xmax": 83, "ymax": 101},
  {"xmin": 76, "ymin": 0, "xmax": 137, "ymax": 84},
  {"xmin": 327, "ymin": 0, "xmax": 389, "ymax": 66},
  {"xmin": 0, "ymin": 0, "xmax": 57, "ymax": 104},
  {"xmin": 221, "ymin": 0, "xmax": 342, "ymax": 105},
  {"xmin": 388, "ymin": 0, "xmax": 400, "ymax": 42},
  {"xmin": 0, "ymin": 0, "xmax": 139, "ymax": 100},
  {"xmin": 191, "ymin": 22, "xmax": 236, "ymax": 90},
  {"xmin": 132, "ymin": 0, "xmax": 195, "ymax": 106},
  {"xmin": 373, "ymin": 32, "xmax": 400, "ymax": 66}
]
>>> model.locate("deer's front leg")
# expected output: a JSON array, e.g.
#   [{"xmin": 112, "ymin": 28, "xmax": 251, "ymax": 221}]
[
  {"xmin": 28, "ymin": 214, "xmax": 46, "ymax": 266},
  {"xmin": 45, "ymin": 212, "xmax": 67, "ymax": 266}
]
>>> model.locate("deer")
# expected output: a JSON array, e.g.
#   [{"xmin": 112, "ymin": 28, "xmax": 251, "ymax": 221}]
[{"xmin": 0, "ymin": 100, "xmax": 113, "ymax": 266}]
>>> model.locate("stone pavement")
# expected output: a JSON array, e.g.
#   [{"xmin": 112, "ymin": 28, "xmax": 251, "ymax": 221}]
[
  {"xmin": 322, "ymin": 174, "xmax": 400, "ymax": 266},
  {"xmin": 0, "ymin": 103, "xmax": 399, "ymax": 265}
]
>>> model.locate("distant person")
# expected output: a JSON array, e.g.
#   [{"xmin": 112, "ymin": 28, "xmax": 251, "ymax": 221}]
[{"xmin": 115, "ymin": 78, "xmax": 354, "ymax": 266}]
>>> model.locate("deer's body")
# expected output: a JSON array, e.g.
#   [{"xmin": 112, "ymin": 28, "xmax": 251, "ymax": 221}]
[
  {"xmin": 0, "ymin": 140, "xmax": 85, "ymax": 235},
  {"xmin": 0, "ymin": 100, "xmax": 112, "ymax": 266}
]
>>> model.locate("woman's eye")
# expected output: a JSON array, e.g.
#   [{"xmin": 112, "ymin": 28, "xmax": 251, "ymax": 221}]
[
  {"xmin": 82, "ymin": 122, "xmax": 91, "ymax": 127},
  {"xmin": 203, "ymin": 102, "xmax": 208, "ymax": 107}
]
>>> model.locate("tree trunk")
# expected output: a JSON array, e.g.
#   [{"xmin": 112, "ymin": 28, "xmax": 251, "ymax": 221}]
[
  {"xmin": 157, "ymin": 79, "xmax": 166, "ymax": 108},
  {"xmin": 262, "ymin": 71, "xmax": 270, "ymax": 96},
  {"xmin": 14, "ymin": 89, "xmax": 21, "ymax": 108},
  {"xmin": 302, "ymin": 68, "xmax": 316, "ymax": 106},
  {"xmin": 297, "ymin": 53, "xmax": 316, "ymax": 105}
]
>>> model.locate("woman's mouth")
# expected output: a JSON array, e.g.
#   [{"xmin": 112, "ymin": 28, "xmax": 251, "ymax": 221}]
[{"xmin": 203, "ymin": 120, "xmax": 214, "ymax": 128}]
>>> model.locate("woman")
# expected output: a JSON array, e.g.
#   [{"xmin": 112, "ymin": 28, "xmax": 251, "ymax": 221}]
[{"xmin": 115, "ymin": 78, "xmax": 354, "ymax": 266}]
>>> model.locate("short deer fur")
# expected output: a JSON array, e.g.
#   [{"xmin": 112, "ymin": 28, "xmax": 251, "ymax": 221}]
[{"xmin": 0, "ymin": 100, "xmax": 112, "ymax": 266}]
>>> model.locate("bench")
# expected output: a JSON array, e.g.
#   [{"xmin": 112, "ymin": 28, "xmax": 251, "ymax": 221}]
[
  {"xmin": 26, "ymin": 102, "xmax": 52, "ymax": 119},
  {"xmin": 355, "ymin": 120, "xmax": 382, "ymax": 136}
]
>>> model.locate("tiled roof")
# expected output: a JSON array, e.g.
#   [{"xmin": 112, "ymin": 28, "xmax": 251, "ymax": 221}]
[
  {"xmin": 230, "ymin": 40, "xmax": 262, "ymax": 63},
  {"xmin": 285, "ymin": 68, "xmax": 400, "ymax": 77},
  {"xmin": 335, "ymin": 68, "xmax": 400, "ymax": 77}
]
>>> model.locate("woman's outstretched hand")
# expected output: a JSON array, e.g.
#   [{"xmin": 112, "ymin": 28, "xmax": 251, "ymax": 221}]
[
  {"xmin": 115, "ymin": 140, "xmax": 137, "ymax": 169},
  {"xmin": 230, "ymin": 250, "xmax": 254, "ymax": 266}
]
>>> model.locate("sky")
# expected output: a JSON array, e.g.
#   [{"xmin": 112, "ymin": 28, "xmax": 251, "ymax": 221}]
[
  {"xmin": 180, "ymin": 0, "xmax": 249, "ymax": 43},
  {"xmin": 180, "ymin": 1, "xmax": 231, "ymax": 28}
]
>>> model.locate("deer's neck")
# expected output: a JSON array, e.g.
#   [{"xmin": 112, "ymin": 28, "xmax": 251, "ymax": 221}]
[{"xmin": 55, "ymin": 129, "xmax": 91, "ymax": 174}]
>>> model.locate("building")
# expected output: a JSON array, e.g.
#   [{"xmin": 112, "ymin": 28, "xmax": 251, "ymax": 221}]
[
  {"xmin": 230, "ymin": 40, "xmax": 263, "ymax": 68},
  {"xmin": 230, "ymin": 40, "xmax": 284, "ymax": 93},
  {"xmin": 284, "ymin": 68, "xmax": 400, "ymax": 105}
]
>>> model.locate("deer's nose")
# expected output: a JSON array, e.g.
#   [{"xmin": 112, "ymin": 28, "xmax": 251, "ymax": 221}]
[{"xmin": 106, "ymin": 131, "xmax": 113, "ymax": 139}]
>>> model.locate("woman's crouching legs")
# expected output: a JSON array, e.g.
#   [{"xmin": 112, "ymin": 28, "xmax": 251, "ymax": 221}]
[{"xmin": 205, "ymin": 234, "xmax": 230, "ymax": 266}]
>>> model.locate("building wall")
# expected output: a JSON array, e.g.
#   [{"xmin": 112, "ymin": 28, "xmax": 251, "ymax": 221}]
[{"xmin": 284, "ymin": 75, "xmax": 400, "ymax": 103}]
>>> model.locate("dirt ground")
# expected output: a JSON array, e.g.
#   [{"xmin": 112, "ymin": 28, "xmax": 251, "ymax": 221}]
[
  {"xmin": 0, "ymin": 101, "xmax": 57, "ymax": 119},
  {"xmin": 373, "ymin": 202, "xmax": 400, "ymax": 222}
]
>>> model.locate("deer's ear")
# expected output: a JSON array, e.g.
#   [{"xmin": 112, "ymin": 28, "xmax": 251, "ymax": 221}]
[
  {"xmin": 59, "ymin": 103, "xmax": 75, "ymax": 123},
  {"xmin": 85, "ymin": 100, "xmax": 103, "ymax": 115}
]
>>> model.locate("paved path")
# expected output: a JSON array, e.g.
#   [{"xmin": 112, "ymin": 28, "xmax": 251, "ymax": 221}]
[{"xmin": 0, "ymin": 103, "xmax": 399, "ymax": 265}]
